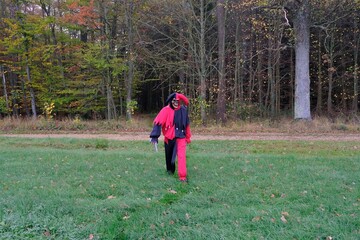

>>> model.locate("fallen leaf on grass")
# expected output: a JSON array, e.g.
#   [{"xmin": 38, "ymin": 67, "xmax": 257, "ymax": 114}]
[
  {"xmin": 123, "ymin": 213, "xmax": 130, "ymax": 220},
  {"xmin": 89, "ymin": 234, "xmax": 94, "ymax": 240},
  {"xmin": 252, "ymin": 216, "xmax": 261, "ymax": 222},
  {"xmin": 186, "ymin": 213, "xmax": 191, "ymax": 219},
  {"xmin": 107, "ymin": 195, "xmax": 116, "ymax": 199},
  {"xmin": 281, "ymin": 212, "xmax": 289, "ymax": 217},
  {"xmin": 280, "ymin": 215, "xmax": 287, "ymax": 223},
  {"xmin": 168, "ymin": 189, "xmax": 177, "ymax": 194}
]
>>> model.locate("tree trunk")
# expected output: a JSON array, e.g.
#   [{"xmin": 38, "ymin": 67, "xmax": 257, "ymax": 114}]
[
  {"xmin": 10, "ymin": 72, "xmax": 19, "ymax": 117},
  {"xmin": 216, "ymin": 0, "xmax": 226, "ymax": 124},
  {"xmin": 290, "ymin": 47, "xmax": 294, "ymax": 112},
  {"xmin": 316, "ymin": 31, "xmax": 323, "ymax": 114},
  {"xmin": 275, "ymin": 51, "xmax": 281, "ymax": 115},
  {"xmin": 1, "ymin": 65, "xmax": 10, "ymax": 113},
  {"xmin": 256, "ymin": 38, "xmax": 263, "ymax": 111},
  {"xmin": 25, "ymin": 61, "xmax": 37, "ymax": 119},
  {"xmin": 353, "ymin": 18, "xmax": 359, "ymax": 112},
  {"xmin": 248, "ymin": 30, "xmax": 254, "ymax": 104},
  {"xmin": 125, "ymin": 0, "xmax": 135, "ymax": 121},
  {"xmin": 199, "ymin": 0, "xmax": 207, "ymax": 124},
  {"xmin": 234, "ymin": 20, "xmax": 243, "ymax": 105},
  {"xmin": 268, "ymin": 47, "xmax": 275, "ymax": 116},
  {"xmin": 326, "ymin": 31, "xmax": 335, "ymax": 114},
  {"xmin": 293, "ymin": 0, "xmax": 311, "ymax": 120}
]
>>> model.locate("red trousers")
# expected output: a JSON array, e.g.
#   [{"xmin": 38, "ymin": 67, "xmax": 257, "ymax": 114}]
[
  {"xmin": 176, "ymin": 138, "xmax": 187, "ymax": 180},
  {"xmin": 165, "ymin": 138, "xmax": 187, "ymax": 180}
]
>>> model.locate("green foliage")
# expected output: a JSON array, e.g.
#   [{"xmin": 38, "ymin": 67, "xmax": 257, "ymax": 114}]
[
  {"xmin": 95, "ymin": 139, "xmax": 109, "ymax": 149},
  {"xmin": 0, "ymin": 137, "xmax": 359, "ymax": 239},
  {"xmin": 231, "ymin": 102, "xmax": 265, "ymax": 120},
  {"xmin": 0, "ymin": 97, "xmax": 9, "ymax": 115},
  {"xmin": 189, "ymin": 97, "xmax": 209, "ymax": 125},
  {"xmin": 126, "ymin": 100, "xmax": 138, "ymax": 115}
]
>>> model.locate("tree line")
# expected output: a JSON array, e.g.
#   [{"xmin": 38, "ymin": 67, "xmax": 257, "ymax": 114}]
[{"xmin": 0, "ymin": 0, "xmax": 359, "ymax": 124}]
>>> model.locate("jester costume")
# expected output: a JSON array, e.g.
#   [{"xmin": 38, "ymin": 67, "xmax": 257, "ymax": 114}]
[{"xmin": 150, "ymin": 93, "xmax": 192, "ymax": 181}]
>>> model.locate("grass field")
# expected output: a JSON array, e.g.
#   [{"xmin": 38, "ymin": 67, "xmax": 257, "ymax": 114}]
[{"xmin": 0, "ymin": 137, "xmax": 359, "ymax": 239}]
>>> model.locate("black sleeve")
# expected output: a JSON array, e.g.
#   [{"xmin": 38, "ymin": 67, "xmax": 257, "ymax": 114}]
[{"xmin": 150, "ymin": 124, "xmax": 161, "ymax": 138}]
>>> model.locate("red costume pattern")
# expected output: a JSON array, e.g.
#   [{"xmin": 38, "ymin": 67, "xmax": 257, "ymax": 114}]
[{"xmin": 150, "ymin": 93, "xmax": 192, "ymax": 182}]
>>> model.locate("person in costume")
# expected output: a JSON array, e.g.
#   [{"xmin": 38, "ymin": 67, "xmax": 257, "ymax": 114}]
[{"xmin": 150, "ymin": 92, "xmax": 192, "ymax": 182}]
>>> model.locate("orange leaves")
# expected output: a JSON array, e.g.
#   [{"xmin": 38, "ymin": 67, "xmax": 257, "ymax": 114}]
[{"xmin": 62, "ymin": 0, "xmax": 102, "ymax": 29}]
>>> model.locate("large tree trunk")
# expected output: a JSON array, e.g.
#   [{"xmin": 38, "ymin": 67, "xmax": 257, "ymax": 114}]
[
  {"xmin": 216, "ymin": 0, "xmax": 226, "ymax": 124},
  {"xmin": 293, "ymin": 0, "xmax": 311, "ymax": 120}
]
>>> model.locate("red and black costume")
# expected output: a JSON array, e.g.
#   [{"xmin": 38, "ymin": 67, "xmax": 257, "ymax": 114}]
[{"xmin": 150, "ymin": 93, "xmax": 192, "ymax": 181}]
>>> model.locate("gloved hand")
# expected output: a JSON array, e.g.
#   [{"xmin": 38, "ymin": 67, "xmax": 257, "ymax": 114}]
[
  {"xmin": 186, "ymin": 138, "xmax": 191, "ymax": 144},
  {"xmin": 150, "ymin": 138, "xmax": 158, "ymax": 144}
]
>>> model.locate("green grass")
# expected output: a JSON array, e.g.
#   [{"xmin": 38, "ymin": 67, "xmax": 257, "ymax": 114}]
[{"xmin": 0, "ymin": 137, "xmax": 359, "ymax": 239}]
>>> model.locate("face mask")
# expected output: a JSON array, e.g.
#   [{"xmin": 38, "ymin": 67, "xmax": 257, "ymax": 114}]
[{"xmin": 171, "ymin": 99, "xmax": 179, "ymax": 108}]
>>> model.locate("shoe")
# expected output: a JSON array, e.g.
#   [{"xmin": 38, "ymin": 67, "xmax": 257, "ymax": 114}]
[{"xmin": 180, "ymin": 179, "xmax": 188, "ymax": 183}]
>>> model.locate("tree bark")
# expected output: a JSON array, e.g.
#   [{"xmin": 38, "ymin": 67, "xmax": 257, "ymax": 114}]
[
  {"xmin": 199, "ymin": 0, "xmax": 207, "ymax": 124},
  {"xmin": 352, "ymin": 17, "xmax": 359, "ymax": 112},
  {"xmin": 125, "ymin": 0, "xmax": 135, "ymax": 121},
  {"xmin": 216, "ymin": 0, "xmax": 226, "ymax": 124},
  {"xmin": 234, "ymin": 20, "xmax": 244, "ymax": 104},
  {"xmin": 326, "ymin": 31, "xmax": 335, "ymax": 114},
  {"xmin": 25, "ymin": 61, "xmax": 37, "ymax": 119},
  {"xmin": 316, "ymin": 31, "xmax": 323, "ymax": 114},
  {"xmin": 293, "ymin": 0, "xmax": 311, "ymax": 120},
  {"xmin": 1, "ymin": 65, "xmax": 10, "ymax": 114}
]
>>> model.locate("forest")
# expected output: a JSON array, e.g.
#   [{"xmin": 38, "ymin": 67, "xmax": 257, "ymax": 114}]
[{"xmin": 0, "ymin": 0, "xmax": 359, "ymax": 124}]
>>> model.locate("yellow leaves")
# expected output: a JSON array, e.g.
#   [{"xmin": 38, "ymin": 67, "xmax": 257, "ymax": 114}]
[{"xmin": 43, "ymin": 102, "xmax": 55, "ymax": 119}]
